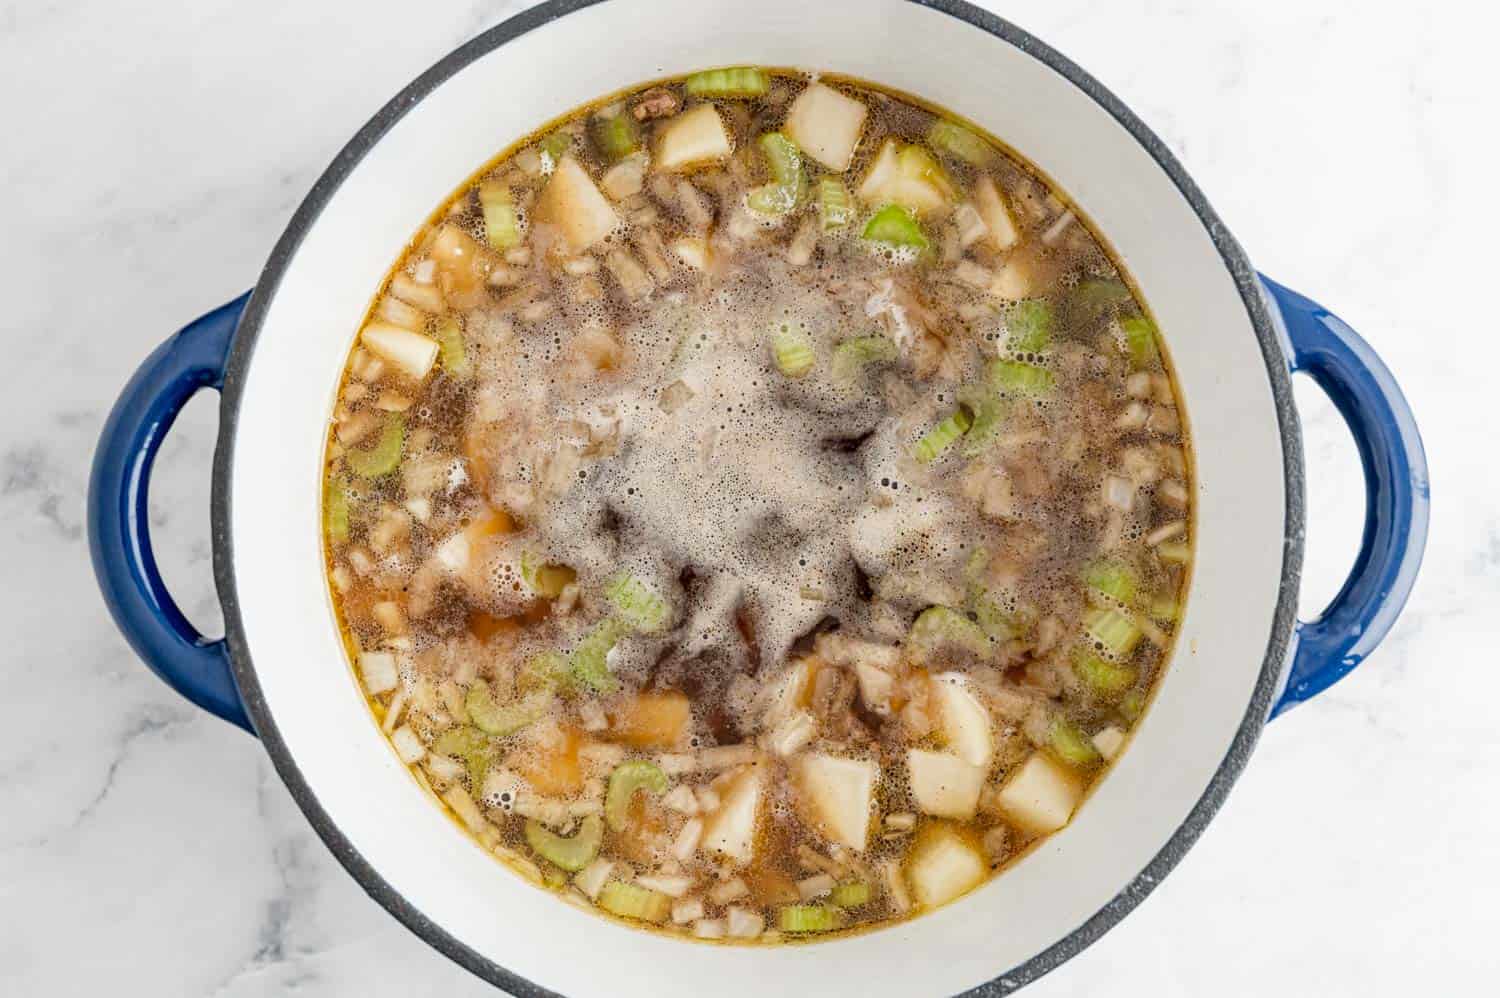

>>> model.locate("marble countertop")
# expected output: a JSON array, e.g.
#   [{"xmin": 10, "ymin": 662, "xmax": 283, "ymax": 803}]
[{"xmin": 2, "ymin": 0, "xmax": 1493, "ymax": 994}]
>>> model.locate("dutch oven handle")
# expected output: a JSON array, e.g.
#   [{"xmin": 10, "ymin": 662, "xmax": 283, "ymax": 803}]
[
  {"xmin": 1260, "ymin": 275, "xmax": 1430, "ymax": 718},
  {"xmin": 87, "ymin": 294, "xmax": 256, "ymax": 735}
]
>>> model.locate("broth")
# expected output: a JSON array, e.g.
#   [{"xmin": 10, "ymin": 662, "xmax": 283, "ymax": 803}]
[{"xmin": 323, "ymin": 68, "xmax": 1192, "ymax": 943}]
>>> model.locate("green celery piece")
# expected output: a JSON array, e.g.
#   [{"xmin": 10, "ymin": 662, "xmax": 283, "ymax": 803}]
[
  {"xmin": 434, "ymin": 318, "xmax": 470, "ymax": 377},
  {"xmin": 1073, "ymin": 649, "xmax": 1138, "ymax": 700},
  {"xmin": 524, "ymin": 814, "xmax": 603, "ymax": 872},
  {"xmin": 523, "ymin": 650, "xmax": 572, "ymax": 693},
  {"xmin": 597, "ymin": 880, "xmax": 671, "ymax": 922},
  {"xmin": 1083, "ymin": 560, "xmax": 1138, "ymax": 606},
  {"xmin": 345, "ymin": 414, "xmax": 405, "ymax": 478},
  {"xmin": 956, "ymin": 385, "xmax": 1006, "ymax": 457},
  {"xmin": 1006, "ymin": 299, "xmax": 1054, "ymax": 354},
  {"xmin": 771, "ymin": 322, "xmax": 816, "ymax": 378},
  {"xmin": 590, "ymin": 113, "xmax": 641, "ymax": 163},
  {"xmin": 432, "ymin": 725, "xmax": 492, "ymax": 787},
  {"xmin": 779, "ymin": 903, "xmax": 845, "ymax": 933},
  {"xmin": 830, "ymin": 881, "xmax": 872, "ymax": 908},
  {"xmin": 862, "ymin": 204, "xmax": 928, "ymax": 250},
  {"xmin": 817, "ymin": 177, "xmax": 855, "ymax": 230},
  {"xmin": 831, "ymin": 335, "xmax": 897, "ymax": 383},
  {"xmin": 1070, "ymin": 277, "xmax": 1132, "ymax": 322},
  {"xmin": 466, "ymin": 681, "xmax": 553, "ymax": 737},
  {"xmin": 478, "ymin": 183, "xmax": 521, "ymax": 251},
  {"xmin": 1047, "ymin": 717, "xmax": 1102, "ymax": 768},
  {"xmin": 538, "ymin": 130, "xmax": 573, "ymax": 163},
  {"xmin": 1084, "ymin": 607, "xmax": 1142, "ymax": 659},
  {"xmin": 604, "ymin": 760, "xmax": 669, "ymax": 831},
  {"xmin": 909, "ymin": 606, "xmax": 990, "ymax": 659},
  {"xmin": 1156, "ymin": 542, "xmax": 1191, "ymax": 565},
  {"xmin": 927, "ymin": 119, "xmax": 996, "ymax": 167},
  {"xmin": 570, "ymin": 617, "xmax": 629, "ymax": 693},
  {"xmin": 1119, "ymin": 315, "xmax": 1160, "ymax": 369},
  {"xmin": 972, "ymin": 592, "xmax": 1014, "ymax": 643},
  {"xmin": 914, "ymin": 406, "xmax": 974, "ymax": 463},
  {"xmin": 1148, "ymin": 596, "xmax": 1178, "ymax": 623},
  {"xmin": 684, "ymin": 67, "xmax": 769, "ymax": 98},
  {"xmin": 1118, "ymin": 689, "xmax": 1146, "ymax": 724},
  {"xmin": 604, "ymin": 575, "xmax": 669, "ymax": 632},
  {"xmin": 758, "ymin": 131, "xmax": 803, "ymax": 189},
  {"xmin": 324, "ymin": 480, "xmax": 350, "ymax": 542},
  {"xmin": 988, "ymin": 359, "xmax": 1055, "ymax": 397}
]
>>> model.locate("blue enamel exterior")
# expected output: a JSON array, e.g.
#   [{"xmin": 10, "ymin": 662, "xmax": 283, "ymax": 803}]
[
  {"xmin": 86, "ymin": 292, "xmax": 256, "ymax": 735},
  {"xmin": 1260, "ymin": 275, "xmax": 1430, "ymax": 717}
]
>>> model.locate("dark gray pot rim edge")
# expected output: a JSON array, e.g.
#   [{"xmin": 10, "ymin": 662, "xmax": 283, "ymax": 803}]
[{"xmin": 210, "ymin": 2, "xmax": 1304, "ymax": 995}]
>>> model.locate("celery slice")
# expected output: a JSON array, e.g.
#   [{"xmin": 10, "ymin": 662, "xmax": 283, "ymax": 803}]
[
  {"xmin": 927, "ymin": 119, "xmax": 996, "ymax": 167},
  {"xmin": 748, "ymin": 183, "xmax": 797, "ymax": 216},
  {"xmin": 914, "ymin": 406, "xmax": 974, "ymax": 463},
  {"xmin": 1070, "ymin": 277, "xmax": 1132, "ymax": 321},
  {"xmin": 909, "ymin": 606, "xmax": 990, "ymax": 659},
  {"xmin": 779, "ymin": 903, "xmax": 845, "ymax": 933},
  {"xmin": 759, "ymin": 132, "xmax": 803, "ymax": 190},
  {"xmin": 1005, "ymin": 299, "xmax": 1053, "ymax": 354},
  {"xmin": 1073, "ymin": 649, "xmax": 1138, "ymax": 700},
  {"xmin": 1118, "ymin": 689, "xmax": 1146, "ymax": 724},
  {"xmin": 771, "ymin": 321, "xmax": 816, "ymax": 378},
  {"xmin": 988, "ymin": 359, "xmax": 1055, "ymax": 397},
  {"xmin": 478, "ymin": 182, "xmax": 522, "ymax": 251},
  {"xmin": 324, "ymin": 480, "xmax": 350, "ymax": 542},
  {"xmin": 684, "ymin": 67, "xmax": 769, "ymax": 98},
  {"xmin": 467, "ymin": 681, "xmax": 552, "ymax": 737},
  {"xmin": 830, "ymin": 881, "xmax": 872, "ymax": 908},
  {"xmin": 604, "ymin": 574, "xmax": 669, "ymax": 632},
  {"xmin": 972, "ymin": 591, "xmax": 1014, "ymax": 643},
  {"xmin": 831, "ymin": 335, "xmax": 897, "ymax": 383},
  {"xmin": 432, "ymin": 725, "xmax": 492, "ymax": 787},
  {"xmin": 590, "ymin": 113, "xmax": 641, "ymax": 163},
  {"xmin": 345, "ymin": 414, "xmax": 405, "ymax": 478},
  {"xmin": 1083, "ymin": 561, "xmax": 1138, "ymax": 606},
  {"xmin": 817, "ymin": 177, "xmax": 855, "ymax": 230},
  {"xmin": 862, "ymin": 204, "xmax": 928, "ymax": 249},
  {"xmin": 570, "ymin": 618, "xmax": 629, "ymax": 693},
  {"xmin": 1119, "ymin": 315, "xmax": 1159, "ymax": 369},
  {"xmin": 1084, "ymin": 607, "xmax": 1142, "ymax": 659},
  {"xmin": 538, "ymin": 130, "xmax": 573, "ymax": 164},
  {"xmin": 1148, "ymin": 596, "xmax": 1178, "ymax": 623},
  {"xmin": 956, "ymin": 385, "xmax": 1006, "ymax": 457},
  {"xmin": 523, "ymin": 650, "xmax": 571, "ymax": 692},
  {"xmin": 434, "ymin": 318, "xmax": 470, "ymax": 377},
  {"xmin": 597, "ymin": 880, "xmax": 672, "ymax": 923},
  {"xmin": 525, "ymin": 814, "xmax": 603, "ymax": 872},
  {"xmin": 1047, "ymin": 718, "xmax": 1102, "ymax": 768},
  {"xmin": 604, "ymin": 760, "xmax": 669, "ymax": 831}
]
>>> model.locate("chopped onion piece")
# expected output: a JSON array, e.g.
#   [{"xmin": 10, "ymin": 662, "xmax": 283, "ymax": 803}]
[
  {"xmin": 390, "ymin": 725, "xmax": 425, "ymax": 764},
  {"xmin": 360, "ymin": 323, "xmax": 439, "ymax": 380},
  {"xmin": 359, "ymin": 651, "xmax": 399, "ymax": 694},
  {"xmin": 725, "ymin": 906, "xmax": 765, "ymax": 939},
  {"xmin": 1103, "ymin": 474, "xmax": 1135, "ymax": 511}
]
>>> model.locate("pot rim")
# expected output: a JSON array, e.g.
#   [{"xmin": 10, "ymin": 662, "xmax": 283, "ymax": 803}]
[{"xmin": 211, "ymin": 1, "xmax": 1305, "ymax": 993}]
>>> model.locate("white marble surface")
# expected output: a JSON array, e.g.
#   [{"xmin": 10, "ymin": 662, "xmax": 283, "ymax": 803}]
[{"xmin": 1, "ymin": 0, "xmax": 1494, "ymax": 993}]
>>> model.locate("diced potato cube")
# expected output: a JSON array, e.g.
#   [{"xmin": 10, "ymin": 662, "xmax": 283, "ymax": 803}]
[
  {"xmin": 1092, "ymin": 725, "xmax": 1127, "ymax": 761},
  {"xmin": 932, "ymin": 673, "xmax": 995, "ymax": 769},
  {"xmin": 906, "ymin": 823, "xmax": 987, "ymax": 908},
  {"xmin": 854, "ymin": 661, "xmax": 895, "ymax": 714},
  {"xmin": 858, "ymin": 139, "xmax": 949, "ymax": 215},
  {"xmin": 993, "ymin": 752, "xmax": 1083, "ymax": 836},
  {"xmin": 907, "ymin": 748, "xmax": 985, "ymax": 820},
  {"xmin": 702, "ymin": 767, "xmax": 762, "ymax": 863},
  {"xmin": 974, "ymin": 175, "xmax": 1020, "ymax": 251},
  {"xmin": 359, "ymin": 323, "xmax": 439, "ymax": 380},
  {"xmin": 655, "ymin": 104, "xmax": 733, "ymax": 172},
  {"xmin": 784, "ymin": 82, "xmax": 868, "ymax": 172},
  {"xmin": 792, "ymin": 752, "xmax": 879, "ymax": 851},
  {"xmin": 535, "ymin": 155, "xmax": 619, "ymax": 252},
  {"xmin": 358, "ymin": 650, "xmax": 399, "ymax": 695}
]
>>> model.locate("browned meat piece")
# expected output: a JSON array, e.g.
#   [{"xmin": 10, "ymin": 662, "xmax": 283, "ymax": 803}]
[{"xmin": 632, "ymin": 88, "xmax": 681, "ymax": 121}]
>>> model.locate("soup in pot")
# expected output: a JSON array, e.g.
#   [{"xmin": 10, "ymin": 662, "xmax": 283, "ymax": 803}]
[{"xmin": 323, "ymin": 67, "xmax": 1192, "ymax": 942}]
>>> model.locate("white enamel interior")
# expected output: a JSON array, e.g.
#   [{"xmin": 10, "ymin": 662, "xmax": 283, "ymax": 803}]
[{"xmin": 226, "ymin": 1, "xmax": 1288, "ymax": 994}]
